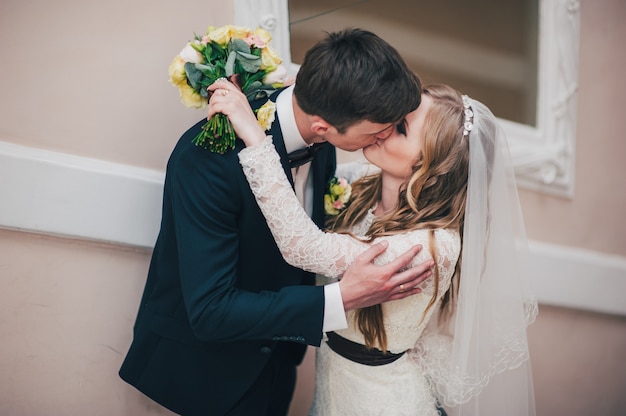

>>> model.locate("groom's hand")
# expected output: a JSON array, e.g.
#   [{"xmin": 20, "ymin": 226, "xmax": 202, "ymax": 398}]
[{"xmin": 339, "ymin": 241, "xmax": 434, "ymax": 311}]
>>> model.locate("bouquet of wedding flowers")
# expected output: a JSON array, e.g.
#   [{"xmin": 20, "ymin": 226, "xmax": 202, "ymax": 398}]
[
  {"xmin": 169, "ymin": 24, "xmax": 287, "ymax": 153},
  {"xmin": 324, "ymin": 177, "xmax": 352, "ymax": 216}
]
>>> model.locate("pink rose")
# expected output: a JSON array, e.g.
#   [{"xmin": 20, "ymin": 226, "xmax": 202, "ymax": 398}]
[{"xmin": 243, "ymin": 35, "xmax": 266, "ymax": 48}]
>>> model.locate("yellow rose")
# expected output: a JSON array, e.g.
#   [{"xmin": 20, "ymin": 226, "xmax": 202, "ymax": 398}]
[
  {"xmin": 168, "ymin": 56, "xmax": 188, "ymax": 87},
  {"xmin": 256, "ymin": 100, "xmax": 276, "ymax": 131},
  {"xmin": 206, "ymin": 24, "xmax": 252, "ymax": 46},
  {"xmin": 260, "ymin": 45, "xmax": 282, "ymax": 71},
  {"xmin": 340, "ymin": 187, "xmax": 352, "ymax": 204},
  {"xmin": 230, "ymin": 25, "xmax": 252, "ymax": 40},
  {"xmin": 179, "ymin": 83, "xmax": 206, "ymax": 109},
  {"xmin": 206, "ymin": 25, "xmax": 232, "ymax": 46},
  {"xmin": 329, "ymin": 183, "xmax": 343, "ymax": 197},
  {"xmin": 324, "ymin": 194, "xmax": 339, "ymax": 216}
]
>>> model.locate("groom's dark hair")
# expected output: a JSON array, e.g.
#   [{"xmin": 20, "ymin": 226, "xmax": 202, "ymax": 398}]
[{"xmin": 294, "ymin": 28, "xmax": 422, "ymax": 133}]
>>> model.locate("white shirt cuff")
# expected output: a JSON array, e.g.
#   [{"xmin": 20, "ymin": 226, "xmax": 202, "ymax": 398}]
[{"xmin": 322, "ymin": 282, "xmax": 348, "ymax": 332}]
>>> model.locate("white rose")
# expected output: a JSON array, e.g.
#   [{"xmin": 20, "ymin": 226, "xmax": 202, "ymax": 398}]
[
  {"xmin": 263, "ymin": 64, "xmax": 288, "ymax": 86},
  {"xmin": 179, "ymin": 42, "xmax": 203, "ymax": 64}
]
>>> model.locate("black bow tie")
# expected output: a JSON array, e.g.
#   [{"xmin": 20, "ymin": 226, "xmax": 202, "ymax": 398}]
[{"xmin": 287, "ymin": 142, "xmax": 329, "ymax": 168}]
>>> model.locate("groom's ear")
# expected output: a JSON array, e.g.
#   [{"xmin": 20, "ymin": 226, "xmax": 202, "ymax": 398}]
[{"xmin": 310, "ymin": 116, "xmax": 334, "ymax": 136}]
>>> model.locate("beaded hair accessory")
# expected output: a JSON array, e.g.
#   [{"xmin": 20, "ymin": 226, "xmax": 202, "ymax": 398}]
[{"xmin": 462, "ymin": 95, "xmax": 474, "ymax": 136}]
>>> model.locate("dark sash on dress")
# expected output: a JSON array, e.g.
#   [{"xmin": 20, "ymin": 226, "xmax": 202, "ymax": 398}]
[{"xmin": 325, "ymin": 331, "xmax": 405, "ymax": 366}]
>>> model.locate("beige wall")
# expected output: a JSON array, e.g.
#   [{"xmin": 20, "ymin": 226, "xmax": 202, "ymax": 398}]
[
  {"xmin": 0, "ymin": 0, "xmax": 624, "ymax": 415},
  {"xmin": 0, "ymin": 0, "xmax": 231, "ymax": 170},
  {"xmin": 0, "ymin": 229, "xmax": 168, "ymax": 415}
]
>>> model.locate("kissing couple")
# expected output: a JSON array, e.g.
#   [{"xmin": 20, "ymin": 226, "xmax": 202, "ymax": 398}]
[{"xmin": 120, "ymin": 28, "xmax": 537, "ymax": 416}]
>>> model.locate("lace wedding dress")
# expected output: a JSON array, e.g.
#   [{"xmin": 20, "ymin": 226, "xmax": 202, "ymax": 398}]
[{"xmin": 239, "ymin": 138, "xmax": 461, "ymax": 415}]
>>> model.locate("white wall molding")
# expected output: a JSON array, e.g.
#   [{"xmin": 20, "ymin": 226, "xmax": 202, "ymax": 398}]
[
  {"xmin": 0, "ymin": 140, "xmax": 164, "ymax": 249},
  {"xmin": 1, "ymin": 140, "xmax": 624, "ymax": 315},
  {"xmin": 527, "ymin": 241, "xmax": 626, "ymax": 316}
]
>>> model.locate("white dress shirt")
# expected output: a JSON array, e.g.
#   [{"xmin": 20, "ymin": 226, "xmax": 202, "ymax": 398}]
[{"xmin": 276, "ymin": 86, "xmax": 347, "ymax": 332}]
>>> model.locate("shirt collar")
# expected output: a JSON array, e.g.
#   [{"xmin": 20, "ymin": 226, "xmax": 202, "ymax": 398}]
[{"xmin": 276, "ymin": 85, "xmax": 308, "ymax": 155}]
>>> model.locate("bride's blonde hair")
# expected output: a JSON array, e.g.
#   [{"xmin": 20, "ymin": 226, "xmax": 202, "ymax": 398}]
[{"xmin": 326, "ymin": 84, "xmax": 470, "ymax": 351}]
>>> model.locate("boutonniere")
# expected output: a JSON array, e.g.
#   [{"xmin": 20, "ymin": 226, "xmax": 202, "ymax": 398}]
[
  {"xmin": 168, "ymin": 24, "xmax": 287, "ymax": 153},
  {"xmin": 256, "ymin": 100, "xmax": 277, "ymax": 131},
  {"xmin": 324, "ymin": 177, "xmax": 352, "ymax": 216}
]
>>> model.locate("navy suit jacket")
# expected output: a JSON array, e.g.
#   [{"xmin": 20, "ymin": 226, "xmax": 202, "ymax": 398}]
[{"xmin": 119, "ymin": 90, "xmax": 337, "ymax": 415}]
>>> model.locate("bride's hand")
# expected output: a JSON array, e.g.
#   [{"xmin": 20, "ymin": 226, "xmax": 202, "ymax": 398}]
[{"xmin": 206, "ymin": 79, "xmax": 266, "ymax": 147}]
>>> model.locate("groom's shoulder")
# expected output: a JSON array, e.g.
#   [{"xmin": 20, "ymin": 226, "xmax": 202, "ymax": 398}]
[
  {"xmin": 166, "ymin": 120, "xmax": 242, "ymax": 175},
  {"xmin": 176, "ymin": 118, "xmax": 206, "ymax": 146}
]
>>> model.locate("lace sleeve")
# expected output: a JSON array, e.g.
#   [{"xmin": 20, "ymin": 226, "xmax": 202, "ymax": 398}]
[
  {"xmin": 238, "ymin": 137, "xmax": 459, "ymax": 279},
  {"xmin": 239, "ymin": 137, "xmax": 368, "ymax": 277}
]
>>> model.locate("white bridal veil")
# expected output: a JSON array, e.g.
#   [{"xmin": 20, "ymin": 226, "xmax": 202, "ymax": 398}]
[{"xmin": 411, "ymin": 97, "xmax": 538, "ymax": 415}]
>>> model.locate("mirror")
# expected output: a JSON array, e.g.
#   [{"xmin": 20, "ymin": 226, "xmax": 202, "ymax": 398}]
[
  {"xmin": 235, "ymin": 0, "xmax": 580, "ymax": 197},
  {"xmin": 289, "ymin": 0, "xmax": 538, "ymax": 127}
]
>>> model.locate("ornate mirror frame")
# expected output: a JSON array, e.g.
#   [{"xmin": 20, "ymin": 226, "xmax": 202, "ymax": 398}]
[{"xmin": 235, "ymin": 0, "xmax": 580, "ymax": 197}]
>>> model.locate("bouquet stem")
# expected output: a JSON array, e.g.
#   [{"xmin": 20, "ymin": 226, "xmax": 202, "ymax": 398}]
[{"xmin": 192, "ymin": 113, "xmax": 236, "ymax": 154}]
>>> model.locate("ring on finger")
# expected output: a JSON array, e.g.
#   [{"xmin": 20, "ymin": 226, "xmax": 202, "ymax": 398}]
[
  {"xmin": 222, "ymin": 89, "xmax": 229, "ymax": 96},
  {"xmin": 399, "ymin": 284, "xmax": 405, "ymax": 292}
]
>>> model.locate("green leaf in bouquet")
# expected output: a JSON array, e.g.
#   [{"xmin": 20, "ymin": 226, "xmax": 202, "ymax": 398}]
[
  {"xmin": 246, "ymin": 84, "xmax": 276, "ymax": 101},
  {"xmin": 184, "ymin": 62, "xmax": 205, "ymax": 90},
  {"xmin": 198, "ymin": 82, "xmax": 212, "ymax": 98},
  {"xmin": 194, "ymin": 62, "xmax": 218, "ymax": 78},
  {"xmin": 235, "ymin": 51, "xmax": 260, "ymax": 61},
  {"xmin": 206, "ymin": 42, "xmax": 226, "ymax": 61},
  {"xmin": 243, "ymin": 80, "xmax": 262, "ymax": 99},
  {"xmin": 229, "ymin": 38, "xmax": 251, "ymax": 54},
  {"xmin": 241, "ymin": 70, "xmax": 265, "ymax": 90},
  {"xmin": 225, "ymin": 50, "xmax": 237, "ymax": 77},
  {"xmin": 235, "ymin": 51, "xmax": 262, "ymax": 73}
]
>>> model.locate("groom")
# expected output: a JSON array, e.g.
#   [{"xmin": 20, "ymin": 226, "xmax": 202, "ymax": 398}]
[{"xmin": 119, "ymin": 28, "xmax": 426, "ymax": 416}]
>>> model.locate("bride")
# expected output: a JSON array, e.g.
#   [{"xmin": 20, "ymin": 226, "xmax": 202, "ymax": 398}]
[{"xmin": 208, "ymin": 81, "xmax": 537, "ymax": 415}]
